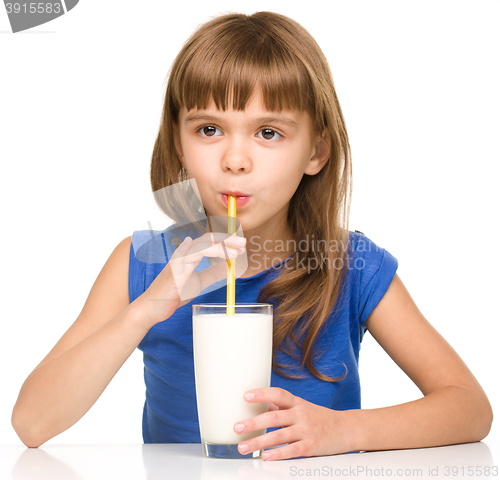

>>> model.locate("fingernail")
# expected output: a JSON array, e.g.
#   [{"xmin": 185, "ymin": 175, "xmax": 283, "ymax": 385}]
[
  {"xmin": 262, "ymin": 451, "xmax": 271, "ymax": 460},
  {"xmin": 235, "ymin": 423, "xmax": 244, "ymax": 433},
  {"xmin": 238, "ymin": 247, "xmax": 246, "ymax": 253},
  {"xmin": 239, "ymin": 443, "xmax": 248, "ymax": 453},
  {"xmin": 244, "ymin": 392, "xmax": 254, "ymax": 401},
  {"xmin": 236, "ymin": 236, "xmax": 246, "ymax": 244}
]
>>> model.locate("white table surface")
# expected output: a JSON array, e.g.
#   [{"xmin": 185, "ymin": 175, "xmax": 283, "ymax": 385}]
[{"xmin": 1, "ymin": 441, "xmax": 498, "ymax": 480}]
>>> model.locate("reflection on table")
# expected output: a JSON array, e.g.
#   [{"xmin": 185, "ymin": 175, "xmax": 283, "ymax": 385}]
[{"xmin": 2, "ymin": 441, "xmax": 496, "ymax": 480}]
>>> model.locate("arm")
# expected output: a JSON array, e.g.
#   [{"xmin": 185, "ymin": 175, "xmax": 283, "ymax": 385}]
[
  {"xmin": 11, "ymin": 237, "xmax": 149, "ymax": 447},
  {"xmin": 233, "ymin": 274, "xmax": 493, "ymax": 460},
  {"xmin": 348, "ymin": 273, "xmax": 493, "ymax": 451},
  {"xmin": 12, "ymin": 233, "xmax": 246, "ymax": 448}
]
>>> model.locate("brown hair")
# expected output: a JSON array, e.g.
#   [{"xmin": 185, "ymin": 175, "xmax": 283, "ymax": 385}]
[{"xmin": 151, "ymin": 11, "xmax": 352, "ymax": 382}]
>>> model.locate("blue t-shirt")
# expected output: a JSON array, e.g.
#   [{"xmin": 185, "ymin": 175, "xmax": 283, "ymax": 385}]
[{"xmin": 128, "ymin": 227, "xmax": 398, "ymax": 443}]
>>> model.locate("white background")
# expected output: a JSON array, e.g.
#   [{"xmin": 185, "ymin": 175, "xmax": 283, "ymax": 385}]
[{"xmin": 1, "ymin": 0, "xmax": 498, "ymax": 446}]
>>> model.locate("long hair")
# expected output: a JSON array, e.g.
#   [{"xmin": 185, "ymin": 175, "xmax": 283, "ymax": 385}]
[{"xmin": 150, "ymin": 12, "xmax": 353, "ymax": 382}]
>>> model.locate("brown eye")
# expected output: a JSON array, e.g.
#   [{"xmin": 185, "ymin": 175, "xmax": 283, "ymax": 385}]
[
  {"xmin": 258, "ymin": 128, "xmax": 281, "ymax": 141},
  {"xmin": 200, "ymin": 126, "xmax": 221, "ymax": 137},
  {"xmin": 263, "ymin": 129, "xmax": 274, "ymax": 139}
]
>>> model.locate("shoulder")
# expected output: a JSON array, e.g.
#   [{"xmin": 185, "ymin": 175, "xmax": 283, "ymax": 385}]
[
  {"xmin": 35, "ymin": 235, "xmax": 133, "ymax": 367},
  {"xmin": 98, "ymin": 235, "xmax": 132, "ymax": 291},
  {"xmin": 348, "ymin": 230, "xmax": 398, "ymax": 285},
  {"xmin": 131, "ymin": 222, "xmax": 206, "ymax": 264},
  {"xmin": 116, "ymin": 235, "xmax": 132, "ymax": 252},
  {"xmin": 348, "ymin": 230, "xmax": 387, "ymax": 256},
  {"xmin": 128, "ymin": 223, "xmax": 212, "ymax": 302},
  {"xmin": 345, "ymin": 230, "xmax": 399, "ymax": 328},
  {"xmin": 103, "ymin": 236, "xmax": 132, "ymax": 277}
]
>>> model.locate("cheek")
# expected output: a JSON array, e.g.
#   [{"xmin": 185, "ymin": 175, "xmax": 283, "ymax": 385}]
[
  {"xmin": 279, "ymin": 141, "xmax": 311, "ymax": 167},
  {"xmin": 272, "ymin": 154, "xmax": 309, "ymax": 184},
  {"xmin": 179, "ymin": 130, "xmax": 200, "ymax": 158},
  {"xmin": 181, "ymin": 141, "xmax": 218, "ymax": 173},
  {"xmin": 180, "ymin": 148, "xmax": 203, "ymax": 174}
]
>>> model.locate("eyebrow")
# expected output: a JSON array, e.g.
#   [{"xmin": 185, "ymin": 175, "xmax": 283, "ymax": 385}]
[{"xmin": 184, "ymin": 113, "xmax": 298, "ymax": 129}]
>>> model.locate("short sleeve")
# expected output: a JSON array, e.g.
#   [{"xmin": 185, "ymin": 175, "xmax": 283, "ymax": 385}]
[
  {"xmin": 128, "ymin": 226, "xmax": 220, "ymax": 304},
  {"xmin": 129, "ymin": 231, "xmax": 148, "ymax": 303},
  {"xmin": 353, "ymin": 232, "xmax": 398, "ymax": 330}
]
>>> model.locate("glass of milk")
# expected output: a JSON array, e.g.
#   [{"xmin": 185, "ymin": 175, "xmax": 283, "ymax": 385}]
[{"xmin": 192, "ymin": 303, "xmax": 273, "ymax": 459}]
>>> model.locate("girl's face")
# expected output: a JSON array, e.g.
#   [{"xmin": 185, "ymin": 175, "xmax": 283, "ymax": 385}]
[{"xmin": 175, "ymin": 89, "xmax": 330, "ymax": 241}]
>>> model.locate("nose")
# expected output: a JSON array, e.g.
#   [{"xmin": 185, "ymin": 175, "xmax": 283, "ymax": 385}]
[{"xmin": 221, "ymin": 137, "xmax": 252, "ymax": 173}]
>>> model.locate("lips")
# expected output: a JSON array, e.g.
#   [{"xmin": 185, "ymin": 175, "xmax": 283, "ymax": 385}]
[{"xmin": 221, "ymin": 193, "xmax": 251, "ymax": 208}]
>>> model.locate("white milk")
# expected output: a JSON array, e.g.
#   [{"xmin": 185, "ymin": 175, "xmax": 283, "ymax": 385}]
[{"xmin": 193, "ymin": 313, "xmax": 273, "ymax": 444}]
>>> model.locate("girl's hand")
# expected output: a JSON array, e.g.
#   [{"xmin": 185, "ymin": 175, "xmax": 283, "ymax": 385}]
[
  {"xmin": 234, "ymin": 387, "xmax": 354, "ymax": 461},
  {"xmin": 135, "ymin": 232, "xmax": 246, "ymax": 328}
]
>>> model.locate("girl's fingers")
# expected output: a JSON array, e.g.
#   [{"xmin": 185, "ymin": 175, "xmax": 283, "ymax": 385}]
[
  {"xmin": 170, "ymin": 235, "xmax": 244, "ymax": 272},
  {"xmin": 244, "ymin": 388, "xmax": 297, "ymax": 410},
  {"xmin": 177, "ymin": 249, "xmax": 246, "ymax": 302},
  {"xmin": 187, "ymin": 231, "xmax": 245, "ymax": 251},
  {"xmin": 177, "ymin": 262, "xmax": 228, "ymax": 304},
  {"xmin": 177, "ymin": 233, "xmax": 245, "ymax": 265},
  {"xmin": 194, "ymin": 262, "xmax": 229, "ymax": 291},
  {"xmin": 237, "ymin": 427, "xmax": 300, "ymax": 458},
  {"xmin": 260, "ymin": 441, "xmax": 307, "ymax": 462},
  {"xmin": 193, "ymin": 232, "xmax": 246, "ymax": 254},
  {"xmin": 235, "ymin": 408, "xmax": 294, "ymax": 435},
  {"xmin": 138, "ymin": 233, "xmax": 245, "ymax": 322},
  {"xmin": 202, "ymin": 231, "xmax": 246, "ymax": 246},
  {"xmin": 234, "ymin": 389, "xmax": 300, "ymax": 457},
  {"xmin": 177, "ymin": 244, "xmax": 244, "ymax": 277},
  {"xmin": 168, "ymin": 234, "xmax": 246, "ymax": 301}
]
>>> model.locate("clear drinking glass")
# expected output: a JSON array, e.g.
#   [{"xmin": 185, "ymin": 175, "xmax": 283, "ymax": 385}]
[{"xmin": 192, "ymin": 303, "xmax": 273, "ymax": 459}]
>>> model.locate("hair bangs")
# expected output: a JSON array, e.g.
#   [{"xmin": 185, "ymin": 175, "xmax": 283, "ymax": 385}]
[{"xmin": 174, "ymin": 22, "xmax": 314, "ymax": 116}]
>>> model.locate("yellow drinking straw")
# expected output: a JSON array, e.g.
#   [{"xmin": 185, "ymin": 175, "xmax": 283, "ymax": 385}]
[{"xmin": 226, "ymin": 195, "xmax": 237, "ymax": 316}]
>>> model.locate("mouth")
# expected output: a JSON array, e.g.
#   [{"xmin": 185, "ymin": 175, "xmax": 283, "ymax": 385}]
[{"xmin": 220, "ymin": 193, "xmax": 251, "ymax": 209}]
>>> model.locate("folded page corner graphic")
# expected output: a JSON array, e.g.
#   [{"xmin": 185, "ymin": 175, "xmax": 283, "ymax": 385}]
[
  {"xmin": 4, "ymin": 0, "xmax": 80, "ymax": 33},
  {"xmin": 64, "ymin": 0, "xmax": 79, "ymax": 12}
]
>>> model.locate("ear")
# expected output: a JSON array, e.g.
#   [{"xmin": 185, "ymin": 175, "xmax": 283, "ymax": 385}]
[{"xmin": 304, "ymin": 129, "xmax": 331, "ymax": 176}]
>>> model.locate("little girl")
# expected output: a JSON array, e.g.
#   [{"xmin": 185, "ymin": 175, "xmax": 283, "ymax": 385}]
[{"xmin": 12, "ymin": 11, "xmax": 492, "ymax": 460}]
